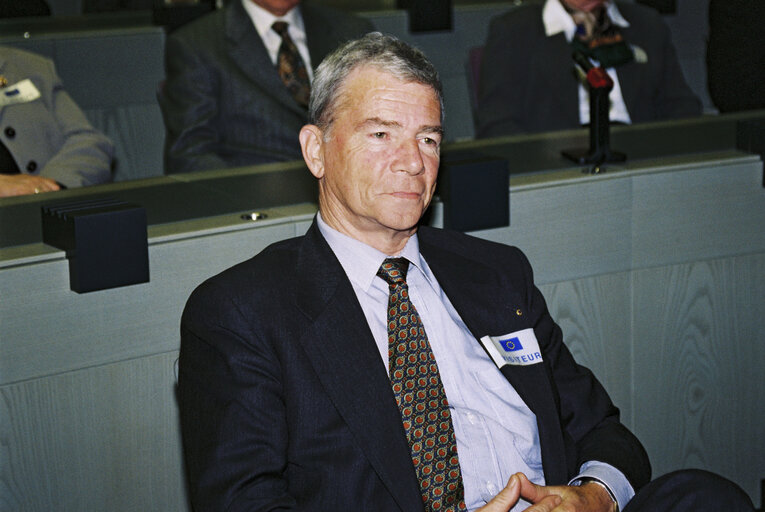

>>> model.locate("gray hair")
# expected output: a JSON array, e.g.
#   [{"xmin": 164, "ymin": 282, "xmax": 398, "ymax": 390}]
[{"xmin": 309, "ymin": 32, "xmax": 444, "ymax": 132}]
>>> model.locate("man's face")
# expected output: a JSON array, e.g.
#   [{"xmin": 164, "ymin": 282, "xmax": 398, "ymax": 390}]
[
  {"xmin": 250, "ymin": 0, "xmax": 300, "ymax": 16},
  {"xmin": 561, "ymin": 0, "xmax": 607, "ymax": 12},
  {"xmin": 302, "ymin": 66, "xmax": 442, "ymax": 252}
]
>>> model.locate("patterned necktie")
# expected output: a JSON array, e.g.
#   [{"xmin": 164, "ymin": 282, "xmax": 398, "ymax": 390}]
[
  {"xmin": 376, "ymin": 258, "xmax": 466, "ymax": 512},
  {"xmin": 271, "ymin": 21, "xmax": 311, "ymax": 109}
]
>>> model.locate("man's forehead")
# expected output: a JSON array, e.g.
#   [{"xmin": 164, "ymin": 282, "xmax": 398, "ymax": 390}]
[
  {"xmin": 338, "ymin": 66, "xmax": 440, "ymax": 111},
  {"xmin": 343, "ymin": 65, "xmax": 437, "ymax": 97}
]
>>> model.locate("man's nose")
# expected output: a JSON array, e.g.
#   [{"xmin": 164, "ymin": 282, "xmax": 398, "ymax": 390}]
[{"xmin": 393, "ymin": 138, "xmax": 425, "ymax": 175}]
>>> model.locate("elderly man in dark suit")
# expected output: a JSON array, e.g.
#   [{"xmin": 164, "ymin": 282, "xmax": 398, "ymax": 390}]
[
  {"xmin": 158, "ymin": 0, "xmax": 372, "ymax": 174},
  {"xmin": 178, "ymin": 33, "xmax": 754, "ymax": 512},
  {"xmin": 476, "ymin": 0, "xmax": 701, "ymax": 137}
]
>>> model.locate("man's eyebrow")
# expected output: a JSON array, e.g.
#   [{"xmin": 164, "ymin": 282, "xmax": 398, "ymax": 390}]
[
  {"xmin": 357, "ymin": 117, "xmax": 443, "ymax": 136},
  {"xmin": 419, "ymin": 125, "xmax": 444, "ymax": 137},
  {"xmin": 357, "ymin": 117, "xmax": 401, "ymax": 129}
]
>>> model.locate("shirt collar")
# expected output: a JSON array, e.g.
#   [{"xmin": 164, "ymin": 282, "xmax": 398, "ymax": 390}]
[
  {"xmin": 316, "ymin": 213, "xmax": 429, "ymax": 292},
  {"xmin": 240, "ymin": 0, "xmax": 305, "ymax": 42},
  {"xmin": 542, "ymin": 0, "xmax": 629, "ymax": 41}
]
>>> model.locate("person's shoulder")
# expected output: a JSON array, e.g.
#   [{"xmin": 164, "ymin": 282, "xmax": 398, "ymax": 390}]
[
  {"xmin": 616, "ymin": 1, "xmax": 665, "ymax": 26},
  {"xmin": 210, "ymin": 234, "xmax": 302, "ymax": 285},
  {"xmin": 419, "ymin": 226, "xmax": 528, "ymax": 267},
  {"xmin": 490, "ymin": 3, "xmax": 543, "ymax": 29},
  {"xmin": 0, "ymin": 46, "xmax": 53, "ymax": 70},
  {"xmin": 186, "ymin": 235, "xmax": 304, "ymax": 309},
  {"xmin": 168, "ymin": 5, "xmax": 227, "ymax": 45},
  {"xmin": 486, "ymin": 3, "xmax": 544, "ymax": 43},
  {"xmin": 0, "ymin": 47, "xmax": 59, "ymax": 87}
]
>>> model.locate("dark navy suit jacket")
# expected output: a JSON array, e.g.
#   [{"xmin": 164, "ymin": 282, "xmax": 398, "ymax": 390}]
[{"xmin": 178, "ymin": 221, "xmax": 650, "ymax": 511}]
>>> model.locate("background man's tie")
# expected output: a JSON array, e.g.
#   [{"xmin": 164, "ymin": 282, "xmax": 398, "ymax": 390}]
[
  {"xmin": 377, "ymin": 258, "xmax": 466, "ymax": 511},
  {"xmin": 271, "ymin": 21, "xmax": 311, "ymax": 109},
  {"xmin": 569, "ymin": 6, "xmax": 633, "ymax": 68}
]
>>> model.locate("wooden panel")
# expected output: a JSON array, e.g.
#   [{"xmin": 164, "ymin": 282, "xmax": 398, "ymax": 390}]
[
  {"xmin": 85, "ymin": 104, "xmax": 165, "ymax": 182},
  {"xmin": 631, "ymin": 159, "xmax": 765, "ymax": 268},
  {"xmin": 47, "ymin": 0, "xmax": 82, "ymax": 16},
  {"xmin": 0, "ymin": 40, "xmax": 57, "ymax": 58},
  {"xmin": 475, "ymin": 175, "xmax": 633, "ymax": 285},
  {"xmin": 632, "ymin": 253, "xmax": 765, "ymax": 501},
  {"xmin": 0, "ymin": 220, "xmax": 300, "ymax": 385},
  {"xmin": 53, "ymin": 30, "xmax": 165, "ymax": 109},
  {"xmin": 540, "ymin": 271, "xmax": 634, "ymax": 427},
  {"xmin": 0, "ymin": 351, "xmax": 187, "ymax": 512}
]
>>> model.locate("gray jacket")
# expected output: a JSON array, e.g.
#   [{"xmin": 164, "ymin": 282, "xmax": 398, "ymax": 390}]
[{"xmin": 0, "ymin": 46, "xmax": 114, "ymax": 187}]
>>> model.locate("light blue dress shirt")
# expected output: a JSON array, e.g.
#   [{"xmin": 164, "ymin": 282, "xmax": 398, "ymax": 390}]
[{"xmin": 317, "ymin": 214, "xmax": 633, "ymax": 511}]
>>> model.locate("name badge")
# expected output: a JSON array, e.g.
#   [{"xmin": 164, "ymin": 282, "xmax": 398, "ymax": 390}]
[
  {"xmin": 0, "ymin": 79, "xmax": 41, "ymax": 107},
  {"xmin": 479, "ymin": 328, "xmax": 543, "ymax": 368}
]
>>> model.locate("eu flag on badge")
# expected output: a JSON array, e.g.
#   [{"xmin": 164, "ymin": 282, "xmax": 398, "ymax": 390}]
[{"xmin": 499, "ymin": 337, "xmax": 523, "ymax": 352}]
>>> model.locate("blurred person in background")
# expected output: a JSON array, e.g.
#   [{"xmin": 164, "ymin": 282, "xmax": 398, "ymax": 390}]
[
  {"xmin": 476, "ymin": 0, "xmax": 701, "ymax": 137},
  {"xmin": 0, "ymin": 46, "xmax": 114, "ymax": 197}
]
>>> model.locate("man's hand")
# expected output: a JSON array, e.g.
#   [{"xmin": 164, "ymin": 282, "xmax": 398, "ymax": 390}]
[
  {"xmin": 0, "ymin": 174, "xmax": 60, "ymax": 197},
  {"xmin": 475, "ymin": 473, "xmax": 562, "ymax": 512},
  {"xmin": 476, "ymin": 473, "xmax": 617, "ymax": 512}
]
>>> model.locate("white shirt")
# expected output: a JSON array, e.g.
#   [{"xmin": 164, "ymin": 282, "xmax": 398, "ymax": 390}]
[
  {"xmin": 542, "ymin": 0, "xmax": 632, "ymax": 125},
  {"xmin": 240, "ymin": 0, "xmax": 314, "ymax": 81},
  {"xmin": 316, "ymin": 214, "xmax": 633, "ymax": 511}
]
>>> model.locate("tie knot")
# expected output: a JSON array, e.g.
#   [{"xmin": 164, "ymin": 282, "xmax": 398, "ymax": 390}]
[
  {"xmin": 272, "ymin": 21, "xmax": 289, "ymax": 37},
  {"xmin": 377, "ymin": 258, "xmax": 409, "ymax": 285}
]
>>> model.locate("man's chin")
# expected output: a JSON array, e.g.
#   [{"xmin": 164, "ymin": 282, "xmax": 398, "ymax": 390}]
[{"xmin": 382, "ymin": 214, "xmax": 425, "ymax": 234}]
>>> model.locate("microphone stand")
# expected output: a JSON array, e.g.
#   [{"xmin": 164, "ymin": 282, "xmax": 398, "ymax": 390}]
[{"xmin": 561, "ymin": 52, "xmax": 626, "ymax": 170}]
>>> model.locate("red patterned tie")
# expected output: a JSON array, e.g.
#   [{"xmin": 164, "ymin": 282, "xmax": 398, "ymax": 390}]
[
  {"xmin": 272, "ymin": 21, "xmax": 311, "ymax": 109},
  {"xmin": 377, "ymin": 258, "xmax": 466, "ymax": 511}
]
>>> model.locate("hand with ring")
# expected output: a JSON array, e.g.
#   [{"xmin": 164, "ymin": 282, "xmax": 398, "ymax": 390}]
[{"xmin": 0, "ymin": 174, "xmax": 61, "ymax": 198}]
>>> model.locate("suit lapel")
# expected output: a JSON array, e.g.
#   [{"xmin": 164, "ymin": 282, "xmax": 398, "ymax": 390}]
[
  {"xmin": 293, "ymin": 223, "xmax": 423, "ymax": 510},
  {"xmin": 542, "ymin": 33, "xmax": 581, "ymax": 128},
  {"xmin": 418, "ymin": 237, "xmax": 547, "ymax": 406},
  {"xmin": 290, "ymin": 223, "xmax": 571, "ymax": 490},
  {"xmin": 300, "ymin": 4, "xmax": 334, "ymax": 68},
  {"xmin": 617, "ymin": 24, "xmax": 646, "ymax": 120},
  {"xmin": 224, "ymin": 1, "xmax": 305, "ymax": 117},
  {"xmin": 419, "ymin": 232, "xmax": 569, "ymax": 484}
]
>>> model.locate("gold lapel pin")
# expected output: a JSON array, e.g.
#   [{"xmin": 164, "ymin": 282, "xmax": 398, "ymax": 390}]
[{"xmin": 0, "ymin": 76, "xmax": 7, "ymax": 88}]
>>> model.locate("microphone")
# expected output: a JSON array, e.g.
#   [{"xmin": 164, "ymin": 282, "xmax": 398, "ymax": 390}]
[
  {"xmin": 560, "ymin": 51, "xmax": 625, "ymax": 166},
  {"xmin": 572, "ymin": 51, "xmax": 613, "ymax": 90}
]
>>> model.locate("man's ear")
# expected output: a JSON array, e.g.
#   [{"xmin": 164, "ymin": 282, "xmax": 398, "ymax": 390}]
[{"xmin": 299, "ymin": 124, "xmax": 325, "ymax": 179}]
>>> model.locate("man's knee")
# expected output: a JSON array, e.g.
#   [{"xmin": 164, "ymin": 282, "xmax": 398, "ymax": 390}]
[{"xmin": 626, "ymin": 469, "xmax": 754, "ymax": 512}]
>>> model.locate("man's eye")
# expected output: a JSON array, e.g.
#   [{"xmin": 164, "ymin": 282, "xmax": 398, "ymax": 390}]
[{"xmin": 372, "ymin": 132, "xmax": 387, "ymax": 139}]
